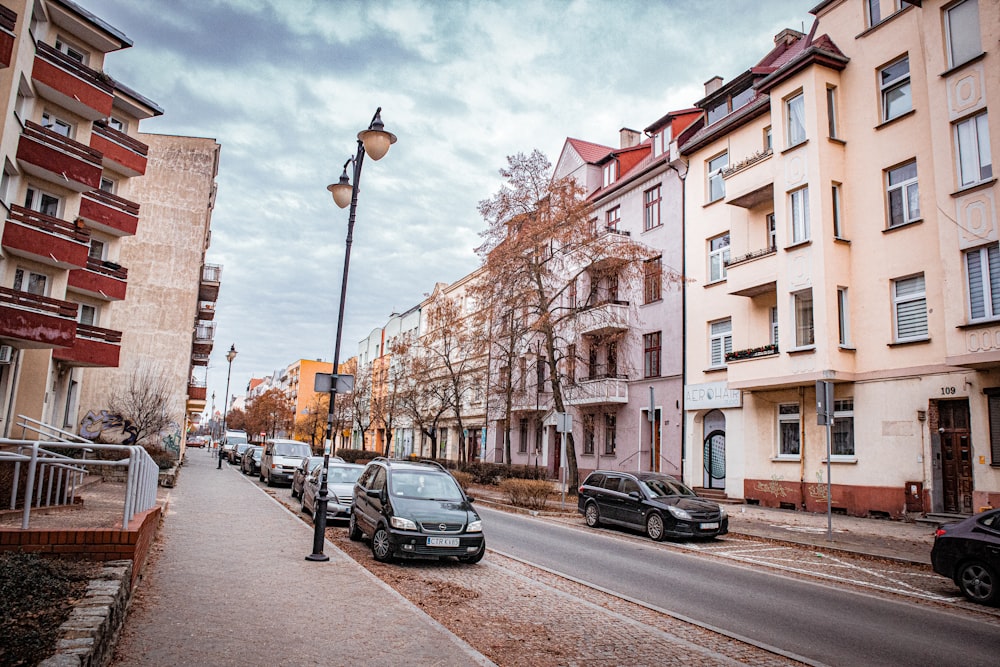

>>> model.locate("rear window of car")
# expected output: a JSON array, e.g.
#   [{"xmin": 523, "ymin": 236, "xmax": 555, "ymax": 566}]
[{"xmin": 583, "ymin": 473, "xmax": 605, "ymax": 488}]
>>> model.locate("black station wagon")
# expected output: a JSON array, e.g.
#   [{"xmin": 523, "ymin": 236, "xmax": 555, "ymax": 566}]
[{"xmin": 578, "ymin": 471, "xmax": 728, "ymax": 541}]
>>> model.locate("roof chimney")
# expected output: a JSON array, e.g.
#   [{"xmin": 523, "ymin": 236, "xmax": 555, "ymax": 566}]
[
  {"xmin": 619, "ymin": 127, "xmax": 641, "ymax": 149},
  {"xmin": 704, "ymin": 76, "xmax": 723, "ymax": 96},
  {"xmin": 774, "ymin": 28, "xmax": 804, "ymax": 46}
]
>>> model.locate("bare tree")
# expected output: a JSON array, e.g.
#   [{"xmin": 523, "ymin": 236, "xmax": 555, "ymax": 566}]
[
  {"xmin": 244, "ymin": 389, "xmax": 293, "ymax": 440},
  {"xmin": 294, "ymin": 394, "xmax": 328, "ymax": 452},
  {"xmin": 349, "ymin": 359, "xmax": 373, "ymax": 450},
  {"xmin": 106, "ymin": 364, "xmax": 177, "ymax": 446}
]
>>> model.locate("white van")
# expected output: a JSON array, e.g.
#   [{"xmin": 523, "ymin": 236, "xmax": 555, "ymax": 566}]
[{"xmin": 261, "ymin": 438, "xmax": 311, "ymax": 486}]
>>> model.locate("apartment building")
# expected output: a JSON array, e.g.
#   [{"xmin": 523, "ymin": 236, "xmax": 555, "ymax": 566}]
[
  {"xmin": 681, "ymin": 0, "xmax": 998, "ymax": 517},
  {"xmin": 0, "ymin": 0, "xmax": 161, "ymax": 437}
]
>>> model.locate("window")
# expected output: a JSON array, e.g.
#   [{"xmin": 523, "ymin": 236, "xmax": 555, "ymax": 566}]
[
  {"xmin": 832, "ymin": 184, "xmax": 844, "ymax": 238},
  {"xmin": 100, "ymin": 176, "xmax": 117, "ymax": 194},
  {"xmin": 880, "ymin": 56, "xmax": 911, "ymax": 122},
  {"xmin": 78, "ymin": 304, "xmax": 97, "ymax": 326},
  {"xmin": 604, "ymin": 413, "xmax": 616, "ymax": 455},
  {"xmin": 767, "ymin": 213, "xmax": 777, "ymax": 249},
  {"xmin": 707, "ymin": 99, "xmax": 729, "ymax": 125},
  {"xmin": 778, "ymin": 404, "xmax": 801, "ymax": 457},
  {"xmin": 965, "ymin": 243, "xmax": 1000, "ymax": 321},
  {"xmin": 603, "ymin": 161, "xmax": 618, "ymax": 188},
  {"xmin": 583, "ymin": 414, "xmax": 595, "ymax": 455},
  {"xmin": 893, "ymin": 274, "xmax": 928, "ymax": 342},
  {"xmin": 764, "ymin": 126, "xmax": 772, "ymax": 151},
  {"xmin": 885, "ymin": 165, "xmax": 922, "ymax": 232},
  {"xmin": 945, "ymin": 0, "xmax": 981, "ymax": 69},
  {"xmin": 651, "ymin": 129, "xmax": 667, "ymax": 158},
  {"xmin": 866, "ymin": 0, "xmax": 882, "ymax": 27},
  {"xmin": 709, "ymin": 319, "xmax": 732, "ymax": 368},
  {"xmin": 108, "ymin": 116, "xmax": 127, "ymax": 133},
  {"xmin": 838, "ymin": 287, "xmax": 851, "ymax": 346},
  {"xmin": 707, "ymin": 152, "xmax": 727, "ymax": 203},
  {"xmin": 827, "ymin": 87, "xmax": 839, "ymax": 139},
  {"xmin": 708, "ymin": 234, "xmax": 730, "ymax": 282},
  {"xmin": 439, "ymin": 428, "xmax": 448, "ymax": 458},
  {"xmin": 41, "ymin": 111, "xmax": 72, "ymax": 137},
  {"xmin": 793, "ymin": 289, "xmax": 814, "ymax": 347},
  {"xmin": 13, "ymin": 268, "xmax": 48, "ymax": 296},
  {"xmin": 644, "ymin": 256, "xmax": 662, "ymax": 304},
  {"xmin": 987, "ymin": 389, "xmax": 1000, "ymax": 465},
  {"xmin": 518, "ymin": 357, "xmax": 527, "ymax": 392},
  {"xmin": 566, "ymin": 344, "xmax": 576, "ymax": 384},
  {"xmin": 88, "ymin": 239, "xmax": 105, "ymax": 261},
  {"xmin": 771, "ymin": 306, "xmax": 779, "ymax": 345},
  {"xmin": 24, "ymin": 187, "xmax": 60, "ymax": 217},
  {"xmin": 605, "ymin": 206, "xmax": 620, "ymax": 232},
  {"xmin": 568, "ymin": 278, "xmax": 577, "ymax": 309},
  {"xmin": 956, "ymin": 112, "xmax": 992, "ymax": 188},
  {"xmin": 644, "ymin": 185, "xmax": 662, "ymax": 231},
  {"xmin": 786, "ymin": 93, "xmax": 806, "ymax": 146},
  {"xmin": 832, "ymin": 399, "xmax": 855, "ymax": 457},
  {"xmin": 790, "ymin": 187, "xmax": 810, "ymax": 243},
  {"xmin": 731, "ymin": 86, "xmax": 754, "ymax": 112},
  {"xmin": 644, "ymin": 332, "xmax": 661, "ymax": 378},
  {"xmin": 518, "ymin": 418, "xmax": 528, "ymax": 453},
  {"xmin": 54, "ymin": 37, "xmax": 86, "ymax": 63}
]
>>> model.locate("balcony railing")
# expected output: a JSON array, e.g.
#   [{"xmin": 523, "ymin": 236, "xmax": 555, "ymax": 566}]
[
  {"xmin": 725, "ymin": 245, "xmax": 777, "ymax": 269},
  {"xmin": 0, "ymin": 286, "xmax": 77, "ymax": 318},
  {"xmin": 8, "ymin": 204, "xmax": 90, "ymax": 243},
  {"xmin": 18, "ymin": 121, "xmax": 103, "ymax": 191},
  {"xmin": 194, "ymin": 322, "xmax": 216, "ymax": 342},
  {"xmin": 32, "ymin": 41, "xmax": 113, "ymax": 120},
  {"xmin": 91, "ymin": 121, "xmax": 149, "ymax": 177},
  {"xmin": 75, "ymin": 323, "xmax": 123, "ymax": 344},
  {"xmin": 725, "ymin": 343, "xmax": 778, "ymax": 362},
  {"xmin": 0, "ymin": 287, "xmax": 77, "ymax": 347},
  {"xmin": 575, "ymin": 300, "xmax": 630, "ymax": 337},
  {"xmin": 202, "ymin": 264, "xmax": 222, "ymax": 282},
  {"xmin": 565, "ymin": 374, "xmax": 629, "ymax": 406},
  {"xmin": 0, "ymin": 6, "xmax": 15, "ymax": 69},
  {"xmin": 79, "ymin": 189, "xmax": 140, "ymax": 237}
]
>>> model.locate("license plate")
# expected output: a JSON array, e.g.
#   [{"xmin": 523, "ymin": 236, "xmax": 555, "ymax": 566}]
[
  {"xmin": 700, "ymin": 522, "xmax": 719, "ymax": 530},
  {"xmin": 426, "ymin": 537, "xmax": 460, "ymax": 547}
]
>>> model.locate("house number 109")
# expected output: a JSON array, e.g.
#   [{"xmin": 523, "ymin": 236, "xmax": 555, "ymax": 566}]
[{"xmin": 941, "ymin": 386, "xmax": 957, "ymax": 395}]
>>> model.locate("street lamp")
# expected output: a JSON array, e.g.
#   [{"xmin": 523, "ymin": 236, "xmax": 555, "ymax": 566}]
[
  {"xmin": 307, "ymin": 107, "xmax": 396, "ymax": 562},
  {"xmin": 219, "ymin": 344, "xmax": 237, "ymax": 469}
]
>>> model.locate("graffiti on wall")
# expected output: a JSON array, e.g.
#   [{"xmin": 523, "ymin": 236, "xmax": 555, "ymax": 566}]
[
  {"xmin": 79, "ymin": 409, "xmax": 138, "ymax": 445},
  {"xmin": 162, "ymin": 422, "xmax": 181, "ymax": 454},
  {"xmin": 754, "ymin": 476, "xmax": 790, "ymax": 498}
]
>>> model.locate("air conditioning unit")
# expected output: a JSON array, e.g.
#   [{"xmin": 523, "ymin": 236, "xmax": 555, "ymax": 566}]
[{"xmin": 0, "ymin": 345, "xmax": 13, "ymax": 364}]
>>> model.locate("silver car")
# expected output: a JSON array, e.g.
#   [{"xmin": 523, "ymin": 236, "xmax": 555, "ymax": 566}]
[{"xmin": 301, "ymin": 462, "xmax": 365, "ymax": 522}]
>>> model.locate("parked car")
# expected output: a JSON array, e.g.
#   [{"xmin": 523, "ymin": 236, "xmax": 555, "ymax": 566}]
[
  {"xmin": 261, "ymin": 438, "xmax": 312, "ymax": 486},
  {"xmin": 240, "ymin": 445, "xmax": 263, "ymax": 476},
  {"xmin": 301, "ymin": 462, "xmax": 365, "ymax": 522},
  {"xmin": 350, "ymin": 458, "xmax": 485, "ymax": 564},
  {"xmin": 186, "ymin": 435, "xmax": 206, "ymax": 448},
  {"xmin": 221, "ymin": 429, "xmax": 247, "ymax": 456},
  {"xmin": 578, "ymin": 471, "xmax": 728, "ymax": 541},
  {"xmin": 291, "ymin": 456, "xmax": 344, "ymax": 499},
  {"xmin": 228, "ymin": 442, "xmax": 250, "ymax": 465},
  {"xmin": 931, "ymin": 508, "xmax": 1000, "ymax": 605}
]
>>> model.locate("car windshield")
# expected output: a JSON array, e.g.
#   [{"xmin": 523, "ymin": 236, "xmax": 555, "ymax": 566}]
[
  {"xmin": 235, "ymin": 444, "xmax": 249, "ymax": 454},
  {"xmin": 227, "ymin": 434, "xmax": 247, "ymax": 444},
  {"xmin": 306, "ymin": 457, "xmax": 324, "ymax": 472},
  {"xmin": 642, "ymin": 477, "xmax": 696, "ymax": 498},
  {"xmin": 324, "ymin": 466, "xmax": 363, "ymax": 486},
  {"xmin": 274, "ymin": 442, "xmax": 310, "ymax": 457},
  {"xmin": 250, "ymin": 449, "xmax": 262, "ymax": 460},
  {"xmin": 390, "ymin": 471, "xmax": 463, "ymax": 501}
]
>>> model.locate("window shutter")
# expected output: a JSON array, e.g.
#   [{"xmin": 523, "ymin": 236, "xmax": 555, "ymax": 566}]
[
  {"xmin": 968, "ymin": 249, "xmax": 986, "ymax": 319},
  {"xmin": 989, "ymin": 244, "xmax": 1000, "ymax": 317}
]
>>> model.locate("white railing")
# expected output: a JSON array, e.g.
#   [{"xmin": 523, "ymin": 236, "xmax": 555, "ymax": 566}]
[{"xmin": 1, "ymin": 415, "xmax": 159, "ymax": 530}]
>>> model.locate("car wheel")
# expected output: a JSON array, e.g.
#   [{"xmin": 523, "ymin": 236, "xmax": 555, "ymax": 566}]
[
  {"xmin": 958, "ymin": 560, "xmax": 997, "ymax": 604},
  {"xmin": 646, "ymin": 513, "xmax": 666, "ymax": 541},
  {"xmin": 584, "ymin": 502, "xmax": 601, "ymax": 528},
  {"xmin": 348, "ymin": 511, "xmax": 362, "ymax": 541},
  {"xmin": 371, "ymin": 525, "xmax": 393, "ymax": 562},
  {"xmin": 459, "ymin": 543, "xmax": 486, "ymax": 564}
]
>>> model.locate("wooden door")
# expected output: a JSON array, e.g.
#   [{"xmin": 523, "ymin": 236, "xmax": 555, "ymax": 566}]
[{"xmin": 939, "ymin": 400, "xmax": 973, "ymax": 514}]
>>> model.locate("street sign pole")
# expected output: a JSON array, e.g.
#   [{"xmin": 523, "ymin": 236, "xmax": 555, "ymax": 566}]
[
  {"xmin": 556, "ymin": 412, "xmax": 572, "ymax": 509},
  {"xmin": 816, "ymin": 380, "xmax": 834, "ymax": 541}
]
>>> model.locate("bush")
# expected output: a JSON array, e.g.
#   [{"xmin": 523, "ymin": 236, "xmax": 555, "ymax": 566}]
[
  {"xmin": 335, "ymin": 449, "xmax": 379, "ymax": 464},
  {"xmin": 499, "ymin": 478, "xmax": 554, "ymax": 510},
  {"xmin": 450, "ymin": 470, "xmax": 473, "ymax": 491}
]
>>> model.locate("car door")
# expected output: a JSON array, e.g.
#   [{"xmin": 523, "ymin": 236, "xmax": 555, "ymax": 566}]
[
  {"xmin": 618, "ymin": 477, "xmax": 645, "ymax": 528},
  {"xmin": 597, "ymin": 475, "xmax": 625, "ymax": 523},
  {"xmin": 972, "ymin": 511, "xmax": 1000, "ymax": 569}
]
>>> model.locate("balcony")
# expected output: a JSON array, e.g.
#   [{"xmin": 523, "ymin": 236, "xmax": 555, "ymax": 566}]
[
  {"xmin": 198, "ymin": 301, "xmax": 216, "ymax": 321},
  {"xmin": 191, "ymin": 352, "xmax": 210, "ymax": 366},
  {"xmin": 17, "ymin": 121, "xmax": 103, "ymax": 192},
  {"xmin": 564, "ymin": 375, "xmax": 629, "ymax": 406},
  {"xmin": 31, "ymin": 41, "xmax": 114, "ymax": 121},
  {"xmin": 188, "ymin": 380, "xmax": 207, "ymax": 401},
  {"xmin": 723, "ymin": 148, "xmax": 774, "ymax": 210},
  {"xmin": 511, "ymin": 389, "xmax": 550, "ymax": 413},
  {"xmin": 726, "ymin": 246, "xmax": 777, "ymax": 298},
  {"xmin": 52, "ymin": 324, "xmax": 121, "ymax": 367},
  {"xmin": 574, "ymin": 301, "xmax": 630, "ymax": 337},
  {"xmin": 2, "ymin": 205, "xmax": 90, "ymax": 269},
  {"xmin": 725, "ymin": 343, "xmax": 778, "ymax": 363},
  {"xmin": 90, "ymin": 121, "xmax": 149, "ymax": 177},
  {"xmin": 67, "ymin": 257, "xmax": 128, "ymax": 301},
  {"xmin": 0, "ymin": 287, "xmax": 77, "ymax": 348},
  {"xmin": 79, "ymin": 189, "xmax": 140, "ymax": 236},
  {"xmin": 199, "ymin": 264, "xmax": 221, "ymax": 302},
  {"xmin": 0, "ymin": 6, "xmax": 15, "ymax": 69},
  {"xmin": 192, "ymin": 321, "xmax": 215, "ymax": 355}
]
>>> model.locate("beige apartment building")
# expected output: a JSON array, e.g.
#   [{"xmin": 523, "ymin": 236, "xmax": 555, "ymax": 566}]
[{"xmin": 681, "ymin": 0, "xmax": 998, "ymax": 517}]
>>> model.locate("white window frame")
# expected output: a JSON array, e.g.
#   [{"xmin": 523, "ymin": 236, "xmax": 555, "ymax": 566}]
[
  {"xmin": 767, "ymin": 213, "xmax": 777, "ymax": 249},
  {"xmin": 88, "ymin": 238, "xmax": 105, "ymax": 261},
  {"xmin": 965, "ymin": 242, "xmax": 1000, "ymax": 322},
  {"xmin": 771, "ymin": 306, "xmax": 779, "ymax": 346},
  {"xmin": 831, "ymin": 399, "xmax": 855, "ymax": 458},
  {"xmin": 25, "ymin": 186, "xmax": 61, "ymax": 217},
  {"xmin": 13, "ymin": 267, "xmax": 49, "ymax": 296},
  {"xmin": 786, "ymin": 93, "xmax": 806, "ymax": 147},
  {"xmin": 778, "ymin": 404, "xmax": 801, "ymax": 459},
  {"xmin": 708, "ymin": 233, "xmax": 730, "ymax": 283},
  {"xmin": 886, "ymin": 160, "xmax": 920, "ymax": 227},
  {"xmin": 709, "ymin": 319, "xmax": 732, "ymax": 368},
  {"xmin": 54, "ymin": 37, "xmax": 87, "ymax": 64},
  {"xmin": 866, "ymin": 0, "xmax": 882, "ymax": 27},
  {"xmin": 602, "ymin": 161, "xmax": 618, "ymax": 188},
  {"xmin": 838, "ymin": 287, "xmax": 851, "ymax": 346},
  {"xmin": 792, "ymin": 289, "xmax": 815, "ymax": 348},
  {"xmin": 879, "ymin": 55, "xmax": 911, "ymax": 122},
  {"xmin": 108, "ymin": 116, "xmax": 128, "ymax": 134},
  {"xmin": 893, "ymin": 274, "xmax": 929, "ymax": 342},
  {"xmin": 790, "ymin": 186, "xmax": 810, "ymax": 244},
  {"xmin": 945, "ymin": 0, "xmax": 981, "ymax": 69},
  {"xmin": 707, "ymin": 152, "xmax": 727, "ymax": 203},
  {"xmin": 78, "ymin": 303, "xmax": 97, "ymax": 326},
  {"xmin": 41, "ymin": 111, "xmax": 73, "ymax": 138},
  {"xmin": 826, "ymin": 86, "xmax": 839, "ymax": 139},
  {"xmin": 955, "ymin": 112, "xmax": 992, "ymax": 188},
  {"xmin": 832, "ymin": 183, "xmax": 844, "ymax": 238}
]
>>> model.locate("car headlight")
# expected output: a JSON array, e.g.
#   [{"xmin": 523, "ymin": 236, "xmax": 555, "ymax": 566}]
[
  {"xmin": 466, "ymin": 519, "xmax": 483, "ymax": 533},
  {"xmin": 667, "ymin": 506, "xmax": 692, "ymax": 521},
  {"xmin": 390, "ymin": 516, "xmax": 417, "ymax": 531},
  {"xmin": 719, "ymin": 506, "xmax": 728, "ymax": 519}
]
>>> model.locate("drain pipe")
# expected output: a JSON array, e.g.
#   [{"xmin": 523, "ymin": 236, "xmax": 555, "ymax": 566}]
[{"xmin": 799, "ymin": 385, "xmax": 806, "ymax": 510}]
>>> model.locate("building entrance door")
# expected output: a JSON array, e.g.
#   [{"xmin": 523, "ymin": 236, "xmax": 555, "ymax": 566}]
[
  {"xmin": 939, "ymin": 399, "xmax": 973, "ymax": 514},
  {"xmin": 703, "ymin": 410, "xmax": 726, "ymax": 490}
]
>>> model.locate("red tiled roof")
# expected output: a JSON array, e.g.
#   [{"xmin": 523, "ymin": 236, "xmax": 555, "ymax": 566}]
[{"xmin": 565, "ymin": 137, "xmax": 615, "ymax": 164}]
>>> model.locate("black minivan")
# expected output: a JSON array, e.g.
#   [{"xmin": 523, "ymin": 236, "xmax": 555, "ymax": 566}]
[
  {"xmin": 578, "ymin": 470, "xmax": 728, "ymax": 541},
  {"xmin": 349, "ymin": 458, "xmax": 485, "ymax": 564}
]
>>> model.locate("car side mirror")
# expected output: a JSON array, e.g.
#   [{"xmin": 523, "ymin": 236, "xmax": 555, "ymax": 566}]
[
  {"xmin": 628, "ymin": 491, "xmax": 642, "ymax": 500},
  {"xmin": 467, "ymin": 496, "xmax": 476, "ymax": 503},
  {"xmin": 366, "ymin": 488, "xmax": 382, "ymax": 500}
]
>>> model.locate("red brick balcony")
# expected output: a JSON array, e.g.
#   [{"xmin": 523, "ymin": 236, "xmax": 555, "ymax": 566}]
[
  {"xmin": 2, "ymin": 204, "xmax": 90, "ymax": 269},
  {"xmin": 199, "ymin": 264, "xmax": 221, "ymax": 302},
  {"xmin": 198, "ymin": 301, "xmax": 216, "ymax": 321},
  {"xmin": 67, "ymin": 257, "xmax": 128, "ymax": 301},
  {"xmin": 0, "ymin": 287, "xmax": 77, "ymax": 348},
  {"xmin": 31, "ymin": 41, "xmax": 114, "ymax": 121},
  {"xmin": 53, "ymin": 324, "xmax": 121, "ymax": 367},
  {"xmin": 17, "ymin": 121, "xmax": 103, "ymax": 192},
  {"xmin": 90, "ymin": 121, "xmax": 149, "ymax": 177},
  {"xmin": 188, "ymin": 382, "xmax": 207, "ymax": 401},
  {"xmin": 79, "ymin": 189, "xmax": 140, "ymax": 237},
  {"xmin": 0, "ymin": 6, "xmax": 15, "ymax": 69}
]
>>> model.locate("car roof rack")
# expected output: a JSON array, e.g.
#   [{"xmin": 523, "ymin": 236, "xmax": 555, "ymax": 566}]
[{"xmin": 417, "ymin": 459, "xmax": 448, "ymax": 472}]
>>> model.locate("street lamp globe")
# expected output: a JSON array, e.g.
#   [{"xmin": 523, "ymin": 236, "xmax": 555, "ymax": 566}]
[
  {"xmin": 357, "ymin": 109, "xmax": 396, "ymax": 160},
  {"xmin": 328, "ymin": 169, "xmax": 353, "ymax": 209},
  {"xmin": 226, "ymin": 344, "xmax": 237, "ymax": 364}
]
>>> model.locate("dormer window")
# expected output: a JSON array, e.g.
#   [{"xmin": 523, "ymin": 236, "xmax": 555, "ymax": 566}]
[
  {"xmin": 650, "ymin": 128, "xmax": 671, "ymax": 158},
  {"xmin": 603, "ymin": 160, "xmax": 618, "ymax": 187},
  {"xmin": 707, "ymin": 85, "xmax": 755, "ymax": 125}
]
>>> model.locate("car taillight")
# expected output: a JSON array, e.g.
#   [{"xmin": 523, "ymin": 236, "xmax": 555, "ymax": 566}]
[{"xmin": 935, "ymin": 527, "xmax": 948, "ymax": 537}]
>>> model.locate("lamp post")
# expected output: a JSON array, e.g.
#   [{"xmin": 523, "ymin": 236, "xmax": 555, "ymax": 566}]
[
  {"xmin": 219, "ymin": 344, "xmax": 237, "ymax": 469},
  {"xmin": 307, "ymin": 107, "xmax": 396, "ymax": 562}
]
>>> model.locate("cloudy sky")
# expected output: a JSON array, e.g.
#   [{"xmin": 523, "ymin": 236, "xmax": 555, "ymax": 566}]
[{"xmin": 82, "ymin": 0, "xmax": 809, "ymax": 411}]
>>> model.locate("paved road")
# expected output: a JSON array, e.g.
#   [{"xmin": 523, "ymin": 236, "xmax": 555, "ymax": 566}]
[{"xmin": 480, "ymin": 506, "xmax": 997, "ymax": 667}]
